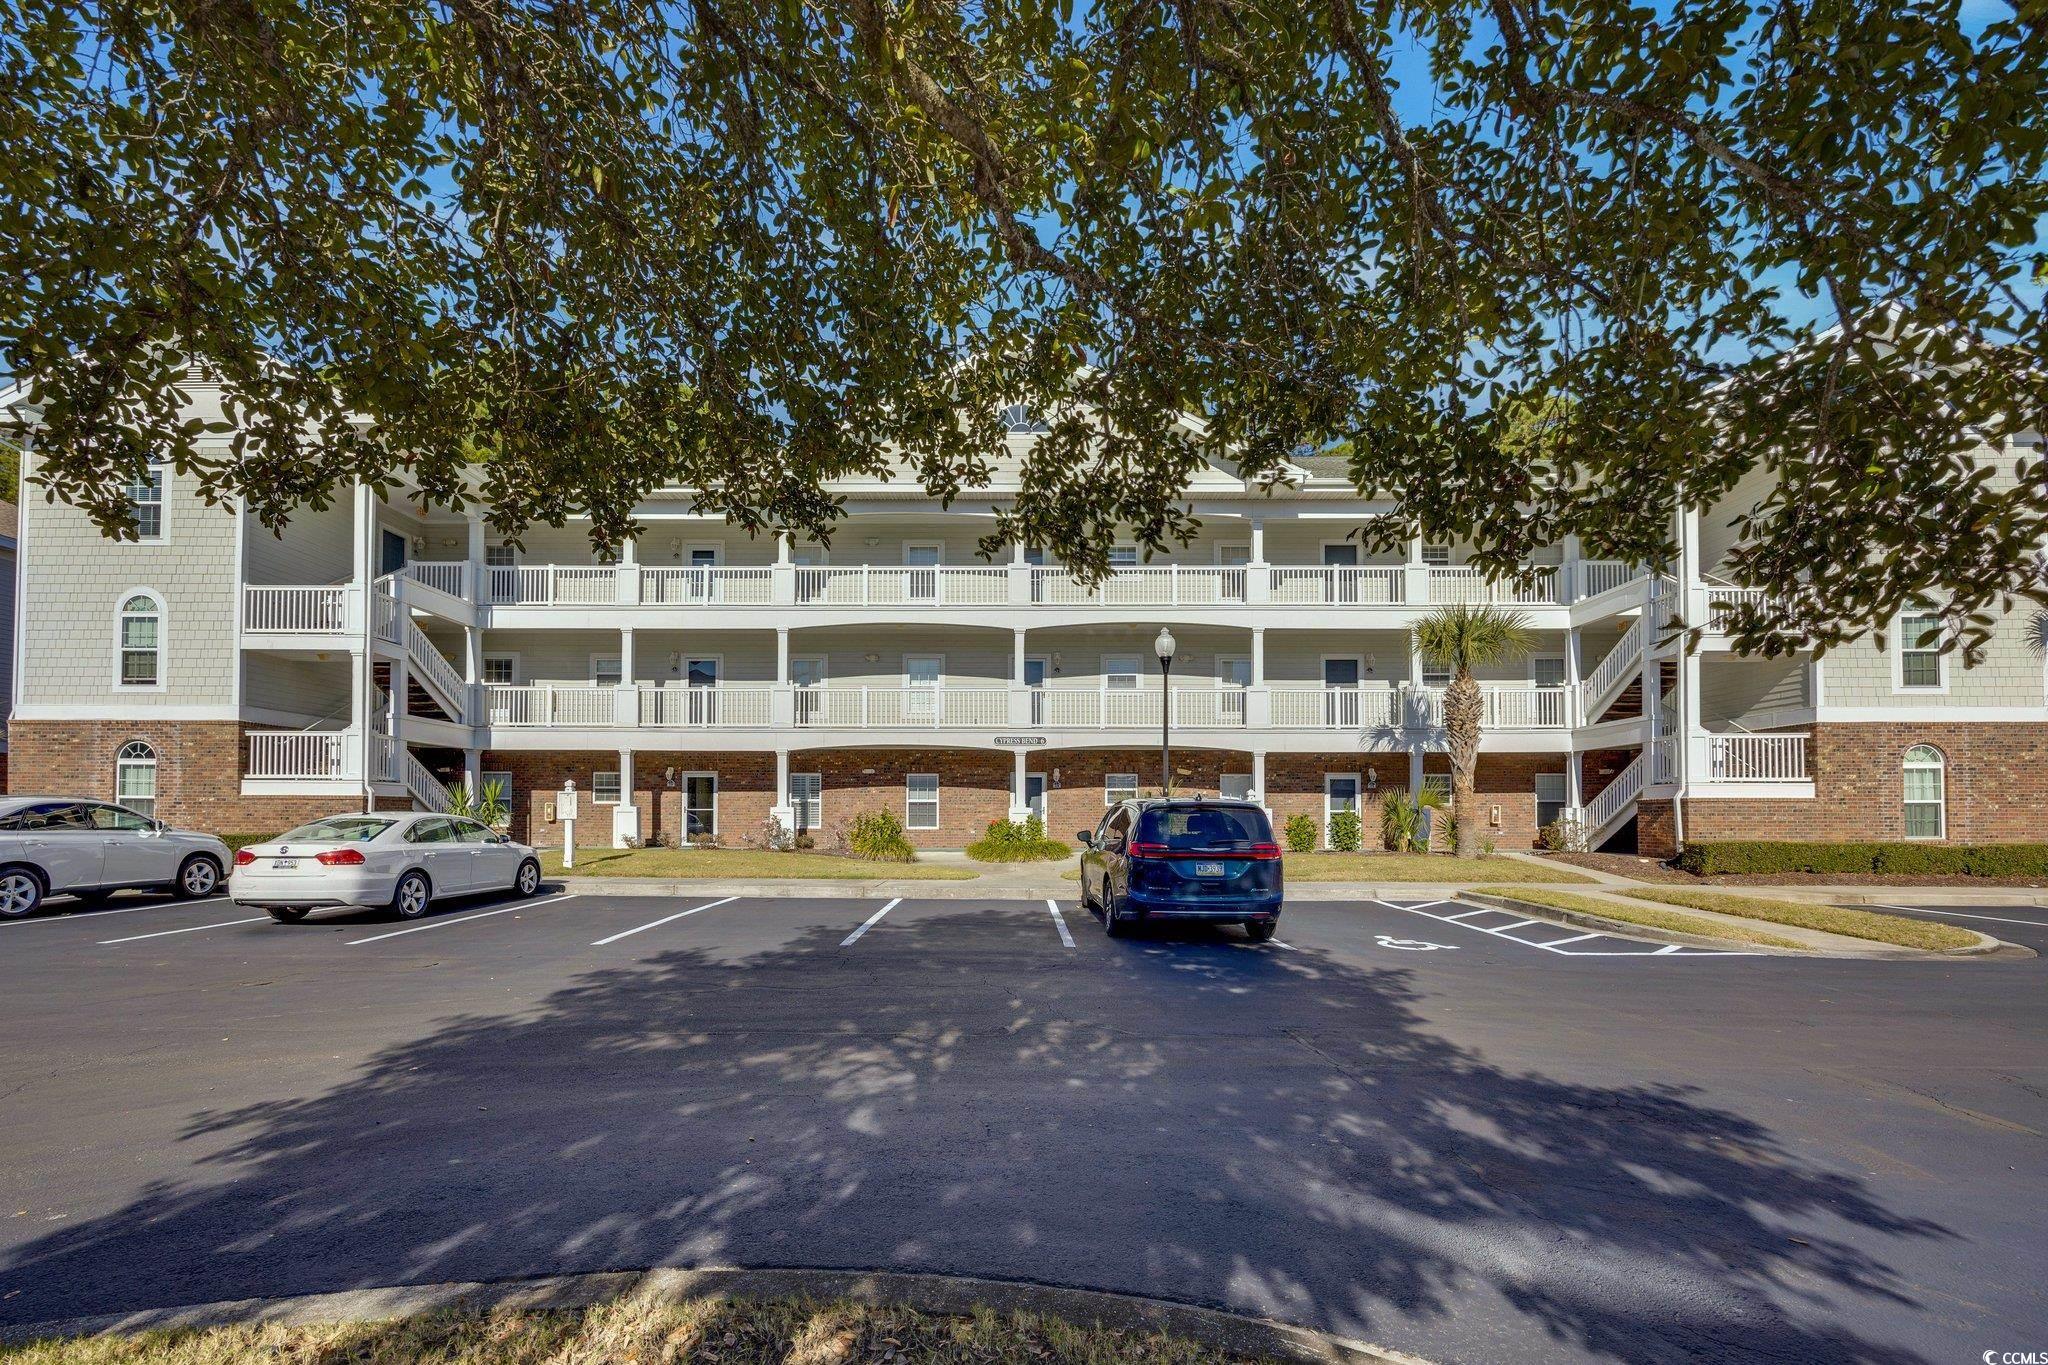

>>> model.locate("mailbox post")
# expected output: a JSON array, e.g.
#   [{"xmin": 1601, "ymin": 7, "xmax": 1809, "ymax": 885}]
[{"xmin": 558, "ymin": 779, "xmax": 579, "ymax": 870}]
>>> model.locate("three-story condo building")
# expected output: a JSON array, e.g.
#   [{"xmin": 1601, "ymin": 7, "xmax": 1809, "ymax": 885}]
[{"xmin": 8, "ymin": 382, "xmax": 2045, "ymax": 854}]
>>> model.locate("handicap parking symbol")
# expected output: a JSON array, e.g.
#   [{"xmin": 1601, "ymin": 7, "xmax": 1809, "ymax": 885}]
[{"xmin": 1374, "ymin": 934, "xmax": 1458, "ymax": 951}]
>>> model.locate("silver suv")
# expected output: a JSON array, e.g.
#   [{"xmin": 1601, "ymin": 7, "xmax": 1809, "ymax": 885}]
[{"xmin": 0, "ymin": 798, "xmax": 232, "ymax": 916}]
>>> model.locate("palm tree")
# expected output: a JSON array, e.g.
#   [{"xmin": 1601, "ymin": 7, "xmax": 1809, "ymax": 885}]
[{"xmin": 1414, "ymin": 604, "xmax": 1537, "ymax": 858}]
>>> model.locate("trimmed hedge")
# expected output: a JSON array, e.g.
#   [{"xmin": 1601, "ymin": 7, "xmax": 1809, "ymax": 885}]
[{"xmin": 1676, "ymin": 840, "xmax": 2048, "ymax": 878}]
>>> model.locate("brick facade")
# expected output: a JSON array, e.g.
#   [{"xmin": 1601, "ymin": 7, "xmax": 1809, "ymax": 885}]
[
  {"xmin": 1669, "ymin": 721, "xmax": 2048, "ymax": 849},
  {"xmin": 8, "ymin": 720, "xmax": 364, "ymax": 834}
]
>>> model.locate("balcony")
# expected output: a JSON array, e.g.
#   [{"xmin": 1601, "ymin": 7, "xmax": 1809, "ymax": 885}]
[
  {"xmin": 1704, "ymin": 733, "xmax": 1808, "ymax": 781},
  {"xmin": 470, "ymin": 560, "xmax": 1643, "ymax": 610},
  {"xmin": 475, "ymin": 682, "xmax": 1572, "ymax": 734}
]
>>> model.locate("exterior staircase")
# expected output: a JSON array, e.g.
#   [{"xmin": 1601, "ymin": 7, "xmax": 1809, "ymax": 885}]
[{"xmin": 1584, "ymin": 751, "xmax": 1646, "ymax": 849}]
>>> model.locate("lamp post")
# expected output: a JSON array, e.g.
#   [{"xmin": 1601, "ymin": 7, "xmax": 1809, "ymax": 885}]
[{"xmin": 1154, "ymin": 627, "xmax": 1177, "ymax": 796}]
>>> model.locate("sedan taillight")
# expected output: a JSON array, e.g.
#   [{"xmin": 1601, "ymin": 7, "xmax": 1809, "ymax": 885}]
[
  {"xmin": 233, "ymin": 849, "xmax": 257, "ymax": 867},
  {"xmin": 314, "ymin": 848, "xmax": 366, "ymax": 866}
]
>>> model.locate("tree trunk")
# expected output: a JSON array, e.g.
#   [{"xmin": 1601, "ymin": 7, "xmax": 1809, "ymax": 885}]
[{"xmin": 1442, "ymin": 671, "xmax": 1484, "ymax": 858}]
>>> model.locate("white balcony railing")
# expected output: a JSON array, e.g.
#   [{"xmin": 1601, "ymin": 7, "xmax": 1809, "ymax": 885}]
[
  {"xmin": 244, "ymin": 585, "xmax": 350, "ymax": 633},
  {"xmin": 640, "ymin": 685, "xmax": 774, "ymax": 727},
  {"xmin": 798, "ymin": 566, "xmax": 1011, "ymax": 606},
  {"xmin": 1579, "ymin": 560, "xmax": 1641, "ymax": 598},
  {"xmin": 1704, "ymin": 586, "xmax": 1773, "ymax": 632},
  {"xmin": 795, "ymin": 686, "xmax": 1013, "ymax": 728},
  {"xmin": 1269, "ymin": 566, "xmax": 1405, "ymax": 605},
  {"xmin": 246, "ymin": 730, "xmax": 351, "ymax": 779},
  {"xmin": 1031, "ymin": 565, "xmax": 1248, "ymax": 606},
  {"xmin": 1706, "ymin": 733, "xmax": 1808, "ymax": 782},
  {"xmin": 643, "ymin": 566, "xmax": 775, "ymax": 606},
  {"xmin": 1425, "ymin": 565, "xmax": 1561, "ymax": 605},
  {"xmin": 487, "ymin": 564, "xmax": 618, "ymax": 605},
  {"xmin": 1269, "ymin": 685, "xmax": 1401, "ymax": 729},
  {"xmin": 484, "ymin": 684, "xmax": 617, "ymax": 727},
  {"xmin": 404, "ymin": 561, "xmax": 469, "ymax": 598}
]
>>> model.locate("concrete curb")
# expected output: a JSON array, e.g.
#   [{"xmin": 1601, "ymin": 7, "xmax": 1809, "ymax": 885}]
[
  {"xmin": 0, "ymin": 1265, "xmax": 1426, "ymax": 1364},
  {"xmin": 1460, "ymin": 890, "xmax": 2017, "ymax": 959},
  {"xmin": 555, "ymin": 876, "xmax": 1590, "ymax": 903}
]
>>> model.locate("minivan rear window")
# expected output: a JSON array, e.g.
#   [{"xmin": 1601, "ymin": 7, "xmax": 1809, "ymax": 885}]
[
  {"xmin": 276, "ymin": 816, "xmax": 396, "ymax": 844},
  {"xmin": 1135, "ymin": 805, "xmax": 1272, "ymax": 850}
]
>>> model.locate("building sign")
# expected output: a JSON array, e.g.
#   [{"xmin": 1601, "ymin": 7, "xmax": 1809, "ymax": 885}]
[{"xmin": 993, "ymin": 735, "xmax": 1047, "ymax": 747}]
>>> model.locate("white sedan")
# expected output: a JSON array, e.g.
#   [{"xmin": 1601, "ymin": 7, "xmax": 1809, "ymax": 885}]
[
  {"xmin": 0, "ymin": 798, "xmax": 232, "ymax": 917},
  {"xmin": 230, "ymin": 813, "xmax": 543, "ymax": 922}
]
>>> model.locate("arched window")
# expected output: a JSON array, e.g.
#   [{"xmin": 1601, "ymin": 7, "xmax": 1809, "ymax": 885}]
[
  {"xmin": 1903, "ymin": 745, "xmax": 1945, "ymax": 840},
  {"xmin": 117, "ymin": 593, "xmax": 162, "ymax": 687},
  {"xmin": 115, "ymin": 742, "xmax": 158, "ymax": 818}
]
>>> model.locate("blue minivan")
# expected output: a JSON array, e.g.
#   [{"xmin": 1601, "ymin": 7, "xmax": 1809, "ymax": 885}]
[{"xmin": 1078, "ymin": 798, "xmax": 1284, "ymax": 940}]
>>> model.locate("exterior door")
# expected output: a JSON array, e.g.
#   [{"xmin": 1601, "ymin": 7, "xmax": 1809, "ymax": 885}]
[
  {"xmin": 681, "ymin": 773, "xmax": 717, "ymax": 840},
  {"xmin": 379, "ymin": 529, "xmax": 408, "ymax": 577},
  {"xmin": 791, "ymin": 657, "xmax": 826, "ymax": 725},
  {"xmin": 1322, "ymin": 542, "xmax": 1360, "ymax": 603},
  {"xmin": 904, "ymin": 654, "xmax": 943, "ymax": 723},
  {"xmin": 687, "ymin": 546, "xmax": 720, "ymax": 600},
  {"xmin": 1024, "ymin": 774, "xmax": 1047, "ymax": 820},
  {"xmin": 1102, "ymin": 653, "xmax": 1141, "ymax": 727},
  {"xmin": 1024, "ymin": 657, "xmax": 1047, "ymax": 725},
  {"xmin": 686, "ymin": 657, "xmax": 719, "ymax": 725},
  {"xmin": 903, "ymin": 543, "xmax": 942, "ymax": 601},
  {"xmin": 1217, "ymin": 654, "xmax": 1251, "ymax": 725},
  {"xmin": 1323, "ymin": 657, "xmax": 1362, "ymax": 727},
  {"xmin": 93, "ymin": 802, "xmax": 178, "ymax": 885}
]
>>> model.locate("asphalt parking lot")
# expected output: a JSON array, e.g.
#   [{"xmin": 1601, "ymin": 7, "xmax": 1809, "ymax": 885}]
[{"xmin": 2, "ymin": 887, "xmax": 2044, "ymax": 1362}]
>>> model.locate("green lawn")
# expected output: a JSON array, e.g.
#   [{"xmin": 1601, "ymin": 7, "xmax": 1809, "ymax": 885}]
[
  {"xmin": 1472, "ymin": 886, "xmax": 1809, "ymax": 950},
  {"xmin": 0, "ymin": 1296, "xmax": 1264, "ymax": 1364},
  {"xmin": 1622, "ymin": 888, "xmax": 1979, "ymax": 951},
  {"xmin": 1282, "ymin": 852, "xmax": 1594, "ymax": 883},
  {"xmin": 542, "ymin": 848, "xmax": 977, "ymax": 880}
]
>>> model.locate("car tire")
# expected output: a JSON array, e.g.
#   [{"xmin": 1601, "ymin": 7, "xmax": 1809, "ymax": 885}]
[
  {"xmin": 175, "ymin": 855, "xmax": 222, "ymax": 899},
  {"xmin": 0, "ymin": 866, "xmax": 45, "ymax": 918},
  {"xmin": 266, "ymin": 906, "xmax": 309, "ymax": 923},
  {"xmin": 515, "ymin": 858, "xmax": 541, "ymax": 897},
  {"xmin": 391, "ymin": 870, "xmax": 432, "ymax": 920},
  {"xmin": 1245, "ymin": 920, "xmax": 1277, "ymax": 943},
  {"xmin": 1103, "ymin": 891, "xmax": 1129, "ymax": 938}
]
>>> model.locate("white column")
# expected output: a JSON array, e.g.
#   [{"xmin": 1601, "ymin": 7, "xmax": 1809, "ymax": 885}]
[
  {"xmin": 1250, "ymin": 627, "xmax": 1266, "ymax": 685},
  {"xmin": 620, "ymin": 627, "xmax": 637, "ymax": 681},
  {"xmin": 1404, "ymin": 534, "xmax": 1429, "ymax": 606},
  {"xmin": 1247, "ymin": 626, "xmax": 1270, "ymax": 729},
  {"xmin": 771, "ymin": 627, "xmax": 795, "ymax": 727},
  {"xmin": 1561, "ymin": 533, "xmax": 1582, "ymax": 602},
  {"xmin": 1245, "ymin": 517, "xmax": 1269, "ymax": 604},
  {"xmin": 778, "ymin": 627, "xmax": 792, "ymax": 685},
  {"xmin": 1564, "ymin": 749, "xmax": 1583, "ymax": 813},
  {"xmin": 771, "ymin": 748, "xmax": 795, "ymax": 839},
  {"xmin": 1249, "ymin": 517, "xmax": 1265, "ymax": 564},
  {"xmin": 773, "ymin": 531, "xmax": 796, "ymax": 605},
  {"xmin": 1408, "ymin": 745, "xmax": 1424, "ymax": 796},
  {"xmin": 1564, "ymin": 624, "xmax": 1583, "ymax": 728},
  {"xmin": 777, "ymin": 533, "xmax": 793, "ymax": 566},
  {"xmin": 1252, "ymin": 750, "xmax": 1268, "ymax": 814},
  {"xmin": 614, "ymin": 627, "xmax": 639, "ymax": 727},
  {"xmin": 466, "ymin": 515, "xmax": 486, "ymax": 601},
  {"xmin": 464, "ymin": 748, "xmax": 482, "ymax": 798},
  {"xmin": 614, "ymin": 747, "xmax": 639, "ymax": 847}
]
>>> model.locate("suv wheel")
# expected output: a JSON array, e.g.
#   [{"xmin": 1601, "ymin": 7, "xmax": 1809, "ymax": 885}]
[
  {"xmin": 1103, "ymin": 891, "xmax": 1130, "ymax": 939},
  {"xmin": 176, "ymin": 855, "xmax": 222, "ymax": 899},
  {"xmin": 0, "ymin": 867, "xmax": 44, "ymax": 918},
  {"xmin": 1245, "ymin": 920, "xmax": 1277, "ymax": 943}
]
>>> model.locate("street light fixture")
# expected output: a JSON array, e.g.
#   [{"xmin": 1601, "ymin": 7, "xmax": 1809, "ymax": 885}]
[{"xmin": 1154, "ymin": 627, "xmax": 1177, "ymax": 796}]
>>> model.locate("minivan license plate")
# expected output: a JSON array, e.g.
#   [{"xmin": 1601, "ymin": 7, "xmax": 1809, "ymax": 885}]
[
  {"xmin": 1193, "ymin": 861, "xmax": 1225, "ymax": 877},
  {"xmin": 272, "ymin": 858, "xmax": 298, "ymax": 871}
]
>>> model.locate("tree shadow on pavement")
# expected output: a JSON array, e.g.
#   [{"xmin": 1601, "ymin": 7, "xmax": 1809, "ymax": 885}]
[{"xmin": 0, "ymin": 911, "xmax": 1956, "ymax": 1361}]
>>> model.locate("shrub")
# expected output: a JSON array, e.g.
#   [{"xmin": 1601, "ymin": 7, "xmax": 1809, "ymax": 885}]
[
  {"xmin": 966, "ymin": 816, "xmax": 1072, "ymax": 863},
  {"xmin": 845, "ymin": 809, "xmax": 915, "ymax": 862},
  {"xmin": 221, "ymin": 833, "xmax": 277, "ymax": 852},
  {"xmin": 1675, "ymin": 840, "xmax": 2048, "ymax": 879},
  {"xmin": 741, "ymin": 813, "xmax": 793, "ymax": 851},
  {"xmin": 1328, "ymin": 808, "xmax": 1363, "ymax": 852},
  {"xmin": 1540, "ymin": 815, "xmax": 1590, "ymax": 854},
  {"xmin": 1378, "ymin": 791, "xmax": 1421, "ymax": 852},
  {"xmin": 1283, "ymin": 812, "xmax": 1317, "ymax": 853}
]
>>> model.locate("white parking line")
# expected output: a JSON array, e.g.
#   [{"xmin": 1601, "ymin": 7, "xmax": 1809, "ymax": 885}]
[
  {"xmin": 841, "ymin": 898, "xmax": 902, "ymax": 947},
  {"xmin": 1868, "ymin": 903, "xmax": 2048, "ymax": 929},
  {"xmin": 350, "ymin": 894, "xmax": 578, "ymax": 945},
  {"xmin": 1540, "ymin": 932, "xmax": 1601, "ymax": 947},
  {"xmin": 99, "ymin": 915, "xmax": 270, "ymax": 945},
  {"xmin": 1438, "ymin": 908, "xmax": 1493, "ymax": 922},
  {"xmin": 591, "ymin": 896, "xmax": 737, "ymax": 947},
  {"xmin": 1494, "ymin": 918, "xmax": 1539, "ymax": 931},
  {"xmin": 1371, "ymin": 899, "xmax": 1755, "ymax": 957},
  {"xmin": 1045, "ymin": 898, "xmax": 1075, "ymax": 948},
  {"xmin": 3, "ymin": 895, "xmax": 231, "ymax": 928}
]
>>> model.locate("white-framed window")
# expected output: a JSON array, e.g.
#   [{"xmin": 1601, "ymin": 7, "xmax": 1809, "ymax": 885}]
[
  {"xmin": 481, "ymin": 769, "xmax": 514, "ymax": 804},
  {"xmin": 484, "ymin": 545, "xmax": 518, "ymax": 567},
  {"xmin": 1421, "ymin": 543, "xmax": 1451, "ymax": 566},
  {"xmin": 590, "ymin": 654, "xmax": 623, "ymax": 686},
  {"xmin": 789, "ymin": 772, "xmax": 822, "ymax": 832},
  {"xmin": 1903, "ymin": 745, "xmax": 1945, "ymax": 840},
  {"xmin": 1421, "ymin": 662, "xmax": 1452, "ymax": 690},
  {"xmin": 116, "ymin": 591, "xmax": 164, "ymax": 688},
  {"xmin": 1421, "ymin": 773, "xmax": 1453, "ymax": 803},
  {"xmin": 1217, "ymin": 544, "xmax": 1252, "ymax": 567},
  {"xmin": 1220, "ymin": 772, "xmax": 1255, "ymax": 801},
  {"xmin": 482, "ymin": 655, "xmax": 517, "ymax": 685},
  {"xmin": 1102, "ymin": 654, "xmax": 1142, "ymax": 690},
  {"xmin": 115, "ymin": 741, "xmax": 158, "ymax": 817},
  {"xmin": 1895, "ymin": 609, "xmax": 1947, "ymax": 691},
  {"xmin": 1000, "ymin": 402, "xmax": 1050, "ymax": 434},
  {"xmin": 1105, "ymin": 773, "xmax": 1139, "ymax": 806},
  {"xmin": 127, "ymin": 464, "xmax": 165, "ymax": 541},
  {"xmin": 1530, "ymin": 656, "xmax": 1568, "ymax": 688},
  {"xmin": 906, "ymin": 772, "xmax": 940, "ymax": 830},
  {"xmin": 1108, "ymin": 544, "xmax": 1141, "ymax": 569},
  {"xmin": 592, "ymin": 770, "xmax": 621, "ymax": 805},
  {"xmin": 1534, "ymin": 772, "xmax": 1567, "ymax": 830}
]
